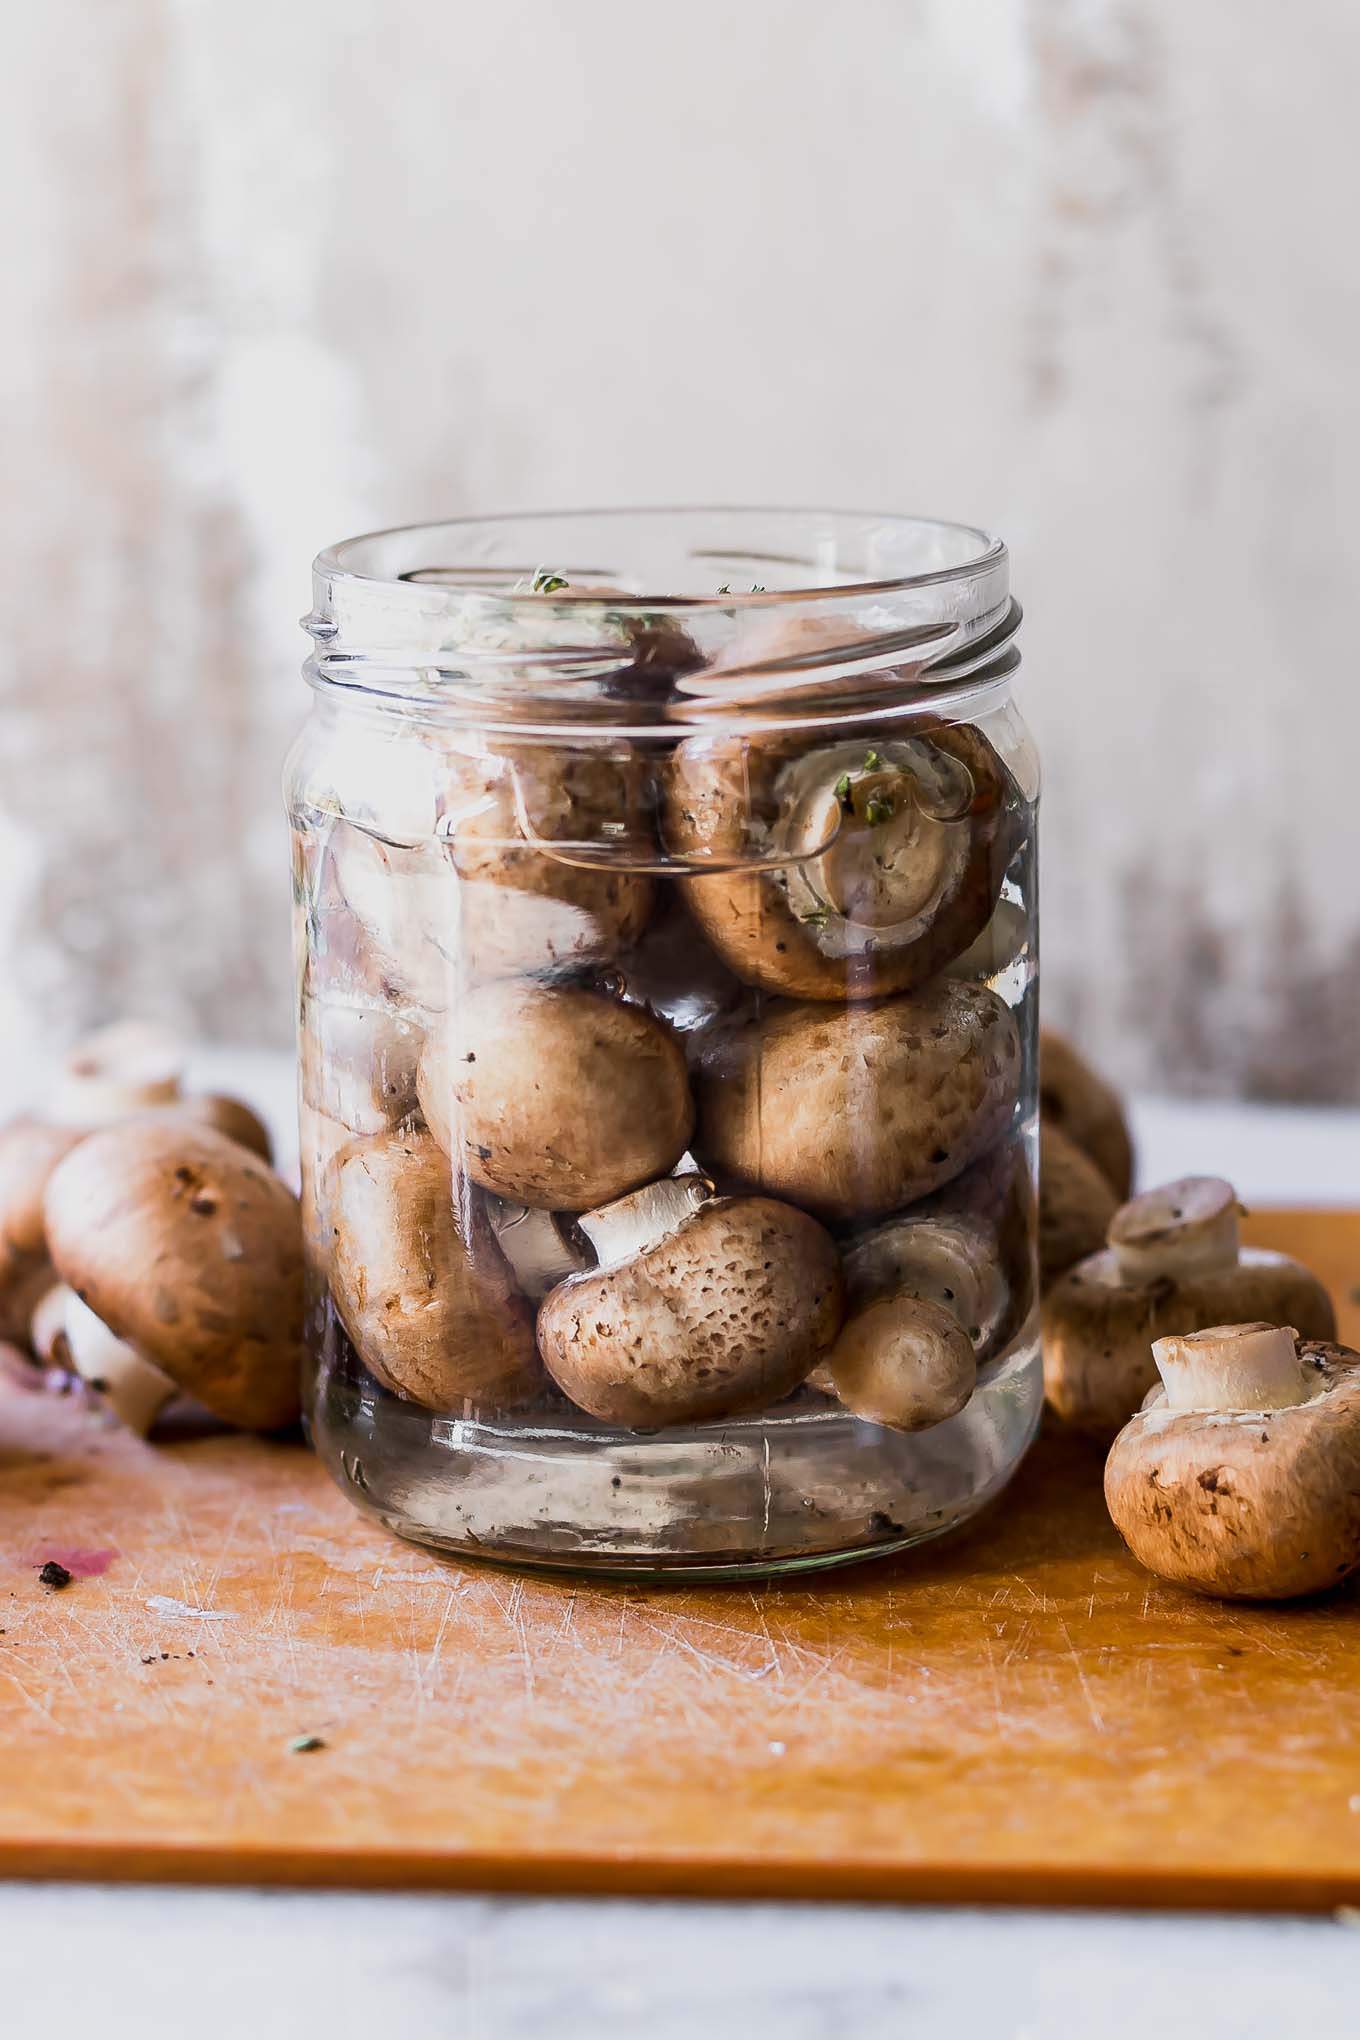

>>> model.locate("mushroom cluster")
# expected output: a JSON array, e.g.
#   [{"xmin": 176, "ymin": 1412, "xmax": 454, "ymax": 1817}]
[
  {"xmin": 295, "ymin": 609, "xmax": 1041, "ymax": 1440},
  {"xmin": 0, "ymin": 1021, "xmax": 302, "ymax": 1435}
]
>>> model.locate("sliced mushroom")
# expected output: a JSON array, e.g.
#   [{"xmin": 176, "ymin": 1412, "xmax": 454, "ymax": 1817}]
[
  {"xmin": 329, "ymin": 1131, "xmax": 539, "ymax": 1411},
  {"xmin": 1105, "ymin": 1324, "xmax": 1360, "ymax": 1599},
  {"xmin": 826, "ymin": 1294, "xmax": 976, "ymax": 1433},
  {"xmin": 666, "ymin": 724, "xmax": 1016, "ymax": 1000},
  {"xmin": 1039, "ymin": 1124, "xmax": 1119, "ymax": 1291},
  {"xmin": 1040, "ymin": 1029, "xmax": 1133, "ymax": 1199},
  {"xmin": 537, "ymin": 1185, "xmax": 844, "ymax": 1428},
  {"xmin": 417, "ymin": 981, "xmax": 693, "ymax": 1211},
  {"xmin": 1042, "ymin": 1177, "xmax": 1336, "ymax": 1439},
  {"xmin": 43, "ymin": 1122, "xmax": 304, "ymax": 1431},
  {"xmin": 694, "ymin": 979, "xmax": 1021, "ymax": 1223}
]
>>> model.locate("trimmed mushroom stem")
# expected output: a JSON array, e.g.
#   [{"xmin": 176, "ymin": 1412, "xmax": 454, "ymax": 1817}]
[
  {"xmin": 1109, "ymin": 1177, "xmax": 1241, "ymax": 1284},
  {"xmin": 578, "ymin": 1174, "xmax": 714, "ymax": 1270},
  {"xmin": 30, "ymin": 1282, "xmax": 73, "ymax": 1367},
  {"xmin": 488, "ymin": 1201, "xmax": 584, "ymax": 1300},
  {"xmin": 1151, "ymin": 1322, "xmax": 1310, "ymax": 1413},
  {"xmin": 64, "ymin": 1292, "xmax": 178, "ymax": 1434}
]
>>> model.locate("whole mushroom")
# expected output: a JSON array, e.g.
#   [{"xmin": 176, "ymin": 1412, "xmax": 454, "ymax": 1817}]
[
  {"xmin": 1105, "ymin": 1323, "xmax": 1360, "ymax": 1600},
  {"xmin": 44, "ymin": 1121, "xmax": 305, "ymax": 1432},
  {"xmin": 693, "ymin": 979, "xmax": 1021, "ymax": 1223},
  {"xmin": 537, "ymin": 1174, "xmax": 844, "ymax": 1427},
  {"xmin": 0, "ymin": 1121, "xmax": 83, "ymax": 1344},
  {"xmin": 824, "ymin": 1294, "xmax": 976, "ymax": 1433},
  {"xmin": 665, "ymin": 722, "xmax": 1016, "ymax": 1002},
  {"xmin": 1040, "ymin": 1030, "xmax": 1133, "ymax": 1199},
  {"xmin": 1039, "ymin": 1124, "xmax": 1119, "ymax": 1291},
  {"xmin": 417, "ymin": 981, "xmax": 693, "ymax": 1211},
  {"xmin": 1043, "ymin": 1176, "xmax": 1336, "ymax": 1438},
  {"xmin": 328, "ymin": 1131, "xmax": 540, "ymax": 1411}
]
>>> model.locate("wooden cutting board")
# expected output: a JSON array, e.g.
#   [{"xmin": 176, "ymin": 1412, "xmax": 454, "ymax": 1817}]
[{"xmin": 1, "ymin": 1207, "xmax": 1358, "ymax": 1910}]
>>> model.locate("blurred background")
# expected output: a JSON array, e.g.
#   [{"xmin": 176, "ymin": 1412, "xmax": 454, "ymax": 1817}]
[{"xmin": 3, "ymin": 0, "xmax": 1358, "ymax": 1100}]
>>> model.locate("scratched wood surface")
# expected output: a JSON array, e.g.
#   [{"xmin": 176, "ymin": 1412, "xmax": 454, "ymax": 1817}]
[{"xmin": 0, "ymin": 1207, "xmax": 1357, "ymax": 1910}]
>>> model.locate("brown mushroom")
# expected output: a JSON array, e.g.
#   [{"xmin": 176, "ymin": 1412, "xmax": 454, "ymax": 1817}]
[
  {"xmin": 0, "ymin": 1121, "xmax": 83, "ymax": 1344},
  {"xmin": 841, "ymin": 1204, "xmax": 1017, "ymax": 1365},
  {"xmin": 328, "ymin": 1131, "xmax": 539, "ymax": 1411},
  {"xmin": 1105, "ymin": 1323, "xmax": 1360, "ymax": 1600},
  {"xmin": 50, "ymin": 1020, "xmax": 184, "ymax": 1126},
  {"xmin": 1043, "ymin": 1177, "xmax": 1336, "ymax": 1438},
  {"xmin": 417, "ymin": 981, "xmax": 693, "ymax": 1211},
  {"xmin": 43, "ymin": 1122, "xmax": 304, "ymax": 1431},
  {"xmin": 693, "ymin": 979, "xmax": 1021, "ymax": 1223},
  {"xmin": 1039, "ymin": 1124, "xmax": 1119, "ymax": 1291},
  {"xmin": 1040, "ymin": 1029, "xmax": 1133, "ymax": 1199},
  {"xmin": 666, "ymin": 724, "xmax": 1016, "ymax": 1001},
  {"xmin": 537, "ymin": 1176, "xmax": 844, "ymax": 1427},
  {"xmin": 134, "ymin": 1093, "xmax": 274, "ymax": 1163},
  {"xmin": 825, "ymin": 1294, "xmax": 976, "ymax": 1432}
]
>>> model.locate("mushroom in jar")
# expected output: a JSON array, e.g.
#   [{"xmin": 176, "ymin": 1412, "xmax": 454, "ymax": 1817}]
[
  {"xmin": 328, "ymin": 1131, "xmax": 540, "ymax": 1411},
  {"xmin": 43, "ymin": 1121, "xmax": 305, "ymax": 1432},
  {"xmin": 665, "ymin": 723, "xmax": 1016, "ymax": 1001},
  {"xmin": 1043, "ymin": 1176, "xmax": 1336, "ymax": 1439},
  {"xmin": 693, "ymin": 978, "xmax": 1021, "ymax": 1223},
  {"xmin": 417, "ymin": 981, "xmax": 694, "ymax": 1212},
  {"xmin": 1039, "ymin": 1123, "xmax": 1119, "ymax": 1291},
  {"xmin": 1040, "ymin": 1029, "xmax": 1133, "ymax": 1200},
  {"xmin": 1105, "ymin": 1323, "xmax": 1360, "ymax": 1600},
  {"xmin": 824, "ymin": 1294, "xmax": 976, "ymax": 1433},
  {"xmin": 537, "ymin": 1174, "xmax": 844, "ymax": 1428}
]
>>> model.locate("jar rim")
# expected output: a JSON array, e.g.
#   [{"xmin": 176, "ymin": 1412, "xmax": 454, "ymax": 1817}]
[{"xmin": 313, "ymin": 504, "xmax": 1006, "ymax": 608}]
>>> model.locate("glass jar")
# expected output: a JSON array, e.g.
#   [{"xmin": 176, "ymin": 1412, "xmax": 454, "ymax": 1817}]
[{"xmin": 287, "ymin": 508, "xmax": 1039, "ymax": 1579}]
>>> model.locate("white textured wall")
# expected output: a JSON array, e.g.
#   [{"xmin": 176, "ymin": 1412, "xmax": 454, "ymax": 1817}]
[{"xmin": 3, "ymin": 0, "xmax": 1358, "ymax": 1098}]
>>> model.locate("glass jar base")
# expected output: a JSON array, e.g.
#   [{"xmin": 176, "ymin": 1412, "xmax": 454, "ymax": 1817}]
[{"xmin": 309, "ymin": 1323, "xmax": 1042, "ymax": 1581}]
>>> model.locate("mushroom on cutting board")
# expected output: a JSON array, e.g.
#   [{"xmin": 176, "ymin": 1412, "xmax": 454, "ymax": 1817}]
[
  {"xmin": 329, "ymin": 1131, "xmax": 539, "ymax": 1411},
  {"xmin": 417, "ymin": 981, "xmax": 693, "ymax": 1211},
  {"xmin": 1043, "ymin": 1177, "xmax": 1336, "ymax": 1439},
  {"xmin": 1039, "ymin": 1030, "xmax": 1133, "ymax": 1199},
  {"xmin": 693, "ymin": 979, "xmax": 1021, "ymax": 1223},
  {"xmin": 43, "ymin": 1121, "xmax": 305, "ymax": 1432},
  {"xmin": 666, "ymin": 725, "xmax": 1017, "ymax": 1001},
  {"xmin": 1039, "ymin": 1124, "xmax": 1119, "ymax": 1291},
  {"xmin": 1105, "ymin": 1324, "xmax": 1360, "ymax": 1600},
  {"xmin": 0, "ymin": 1121, "xmax": 83, "ymax": 1345},
  {"xmin": 537, "ymin": 1175, "xmax": 844, "ymax": 1428}
]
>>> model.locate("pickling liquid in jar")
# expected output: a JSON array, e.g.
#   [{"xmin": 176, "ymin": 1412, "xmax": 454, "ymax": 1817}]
[{"xmin": 288, "ymin": 510, "xmax": 1040, "ymax": 1578}]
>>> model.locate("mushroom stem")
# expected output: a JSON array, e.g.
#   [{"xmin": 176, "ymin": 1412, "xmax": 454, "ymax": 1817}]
[
  {"xmin": 1109, "ymin": 1177, "xmax": 1241, "ymax": 1284},
  {"xmin": 64, "ymin": 1292, "xmax": 178, "ymax": 1435},
  {"xmin": 1152, "ymin": 1322, "xmax": 1310, "ymax": 1413},
  {"xmin": 578, "ymin": 1173, "xmax": 713, "ymax": 1270},
  {"xmin": 487, "ymin": 1201, "xmax": 584, "ymax": 1300},
  {"xmin": 29, "ymin": 1282, "xmax": 73, "ymax": 1367}
]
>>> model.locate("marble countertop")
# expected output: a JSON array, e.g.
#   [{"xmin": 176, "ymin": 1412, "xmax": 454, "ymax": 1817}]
[{"xmin": 5, "ymin": 1058, "xmax": 1360, "ymax": 2033}]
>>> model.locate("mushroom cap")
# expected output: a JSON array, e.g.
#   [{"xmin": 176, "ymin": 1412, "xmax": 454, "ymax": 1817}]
[
  {"xmin": 329, "ymin": 1131, "xmax": 539, "ymax": 1412},
  {"xmin": 1039, "ymin": 1124, "xmax": 1119, "ymax": 1291},
  {"xmin": 1039, "ymin": 1030, "xmax": 1133, "ymax": 1198},
  {"xmin": 667, "ymin": 723, "xmax": 1016, "ymax": 1001},
  {"xmin": 1043, "ymin": 1246, "xmax": 1337, "ymax": 1439},
  {"xmin": 0, "ymin": 1120, "xmax": 83, "ymax": 1343},
  {"xmin": 537, "ymin": 1194, "xmax": 844, "ymax": 1428},
  {"xmin": 134, "ymin": 1094, "xmax": 274, "ymax": 1164},
  {"xmin": 1105, "ymin": 1339, "xmax": 1360, "ymax": 1599},
  {"xmin": 50, "ymin": 1019, "xmax": 184, "ymax": 1127},
  {"xmin": 300, "ymin": 995, "xmax": 425, "ymax": 1136},
  {"xmin": 827, "ymin": 1294, "xmax": 977, "ymax": 1433},
  {"xmin": 693, "ymin": 979, "xmax": 1021, "ymax": 1223},
  {"xmin": 417, "ymin": 982, "xmax": 694, "ymax": 1212},
  {"xmin": 43, "ymin": 1121, "xmax": 304, "ymax": 1431},
  {"xmin": 843, "ymin": 1208, "xmax": 1014, "ymax": 1362}
]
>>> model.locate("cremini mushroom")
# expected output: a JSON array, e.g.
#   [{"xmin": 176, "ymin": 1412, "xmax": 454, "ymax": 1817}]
[
  {"xmin": 537, "ymin": 1175, "xmax": 844, "ymax": 1427},
  {"xmin": 417, "ymin": 981, "xmax": 693, "ymax": 1211},
  {"xmin": 49, "ymin": 1019, "xmax": 184, "ymax": 1127},
  {"xmin": 61, "ymin": 1290, "xmax": 179, "ymax": 1435},
  {"xmin": 841, "ymin": 1204, "xmax": 1016, "ymax": 1365},
  {"xmin": 693, "ymin": 978, "xmax": 1020, "ymax": 1223},
  {"xmin": 485, "ymin": 1198, "xmax": 585, "ymax": 1301},
  {"xmin": 1043, "ymin": 1177, "xmax": 1336, "ymax": 1438},
  {"xmin": 1039, "ymin": 1124, "xmax": 1119, "ymax": 1291},
  {"xmin": 43, "ymin": 1121, "xmax": 305, "ymax": 1432},
  {"xmin": 824, "ymin": 1294, "xmax": 976, "ymax": 1433},
  {"xmin": 329, "ymin": 1130, "xmax": 539, "ymax": 1410},
  {"xmin": 132, "ymin": 1093, "xmax": 274, "ymax": 1163},
  {"xmin": 666, "ymin": 724, "xmax": 1016, "ymax": 1001},
  {"xmin": 1040, "ymin": 1029, "xmax": 1133, "ymax": 1198},
  {"xmin": 0, "ymin": 1121, "xmax": 82, "ymax": 1344},
  {"xmin": 300, "ymin": 996, "xmax": 424, "ymax": 1136},
  {"xmin": 1105, "ymin": 1324, "xmax": 1360, "ymax": 1600}
]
